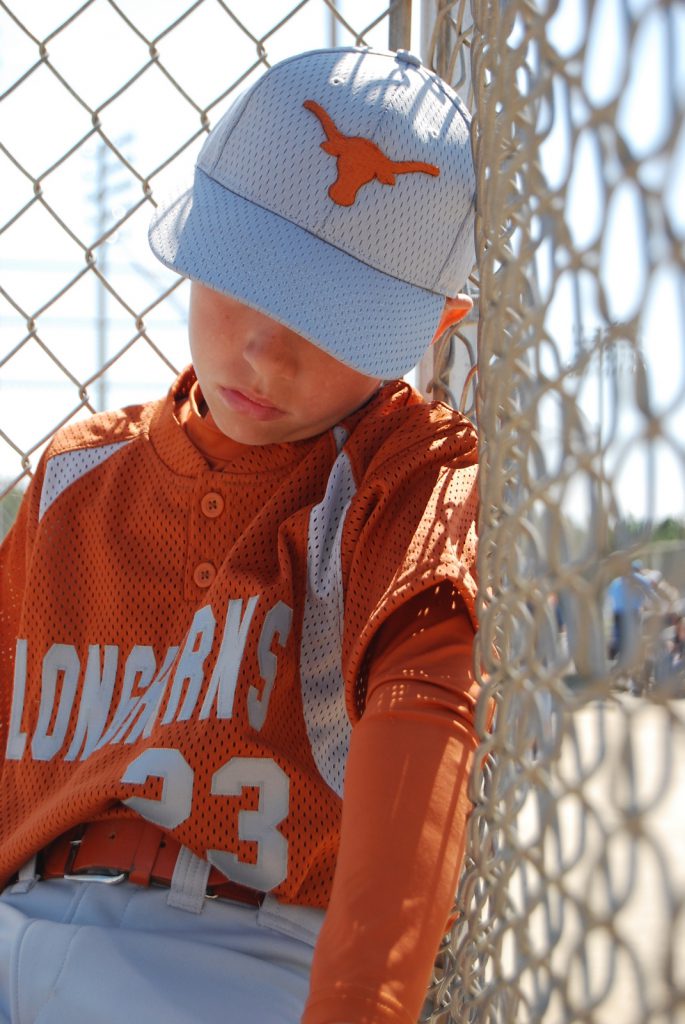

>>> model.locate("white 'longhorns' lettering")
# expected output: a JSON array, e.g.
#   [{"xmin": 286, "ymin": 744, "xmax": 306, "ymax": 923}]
[
  {"xmin": 5, "ymin": 639, "xmax": 28, "ymax": 760},
  {"xmin": 3, "ymin": 593, "xmax": 291, "ymax": 764},
  {"xmin": 199, "ymin": 595, "xmax": 260, "ymax": 720}
]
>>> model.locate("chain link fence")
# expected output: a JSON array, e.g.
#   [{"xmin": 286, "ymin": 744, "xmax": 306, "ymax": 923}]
[
  {"xmin": 422, "ymin": 2, "xmax": 685, "ymax": 1022},
  {"xmin": 2, "ymin": 1, "xmax": 685, "ymax": 1022},
  {"xmin": 0, "ymin": 0, "xmax": 411, "ymax": 513}
]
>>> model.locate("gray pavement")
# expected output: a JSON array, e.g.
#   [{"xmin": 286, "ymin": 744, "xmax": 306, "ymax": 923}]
[{"xmin": 511, "ymin": 693, "xmax": 685, "ymax": 1022}]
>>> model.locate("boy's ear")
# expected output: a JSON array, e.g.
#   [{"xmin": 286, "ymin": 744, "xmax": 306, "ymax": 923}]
[{"xmin": 432, "ymin": 294, "xmax": 474, "ymax": 342}]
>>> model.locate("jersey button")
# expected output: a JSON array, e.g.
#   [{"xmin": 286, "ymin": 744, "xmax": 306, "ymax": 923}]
[
  {"xmin": 201, "ymin": 492, "xmax": 224, "ymax": 519},
  {"xmin": 193, "ymin": 561, "xmax": 216, "ymax": 588}
]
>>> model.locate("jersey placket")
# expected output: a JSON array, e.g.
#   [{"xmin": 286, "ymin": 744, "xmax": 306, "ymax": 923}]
[{"xmin": 185, "ymin": 476, "xmax": 230, "ymax": 600}]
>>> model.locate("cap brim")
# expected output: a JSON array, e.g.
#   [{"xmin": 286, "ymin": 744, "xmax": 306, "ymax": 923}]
[{"xmin": 148, "ymin": 169, "xmax": 445, "ymax": 378}]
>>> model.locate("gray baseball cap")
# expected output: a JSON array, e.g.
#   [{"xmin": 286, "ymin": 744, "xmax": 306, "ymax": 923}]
[{"xmin": 149, "ymin": 46, "xmax": 475, "ymax": 378}]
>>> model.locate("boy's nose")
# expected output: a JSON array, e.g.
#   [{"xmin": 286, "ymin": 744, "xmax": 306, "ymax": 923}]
[{"xmin": 242, "ymin": 330, "xmax": 297, "ymax": 380}]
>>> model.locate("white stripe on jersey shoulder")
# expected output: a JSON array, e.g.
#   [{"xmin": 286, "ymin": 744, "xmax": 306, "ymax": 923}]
[
  {"xmin": 300, "ymin": 425, "xmax": 354, "ymax": 798},
  {"xmin": 39, "ymin": 441, "xmax": 132, "ymax": 521}
]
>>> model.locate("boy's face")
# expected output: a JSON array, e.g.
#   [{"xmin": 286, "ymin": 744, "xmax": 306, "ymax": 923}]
[{"xmin": 188, "ymin": 282, "xmax": 381, "ymax": 445}]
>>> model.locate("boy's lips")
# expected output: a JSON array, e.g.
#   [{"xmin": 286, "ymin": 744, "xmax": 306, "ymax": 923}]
[{"xmin": 218, "ymin": 386, "xmax": 285, "ymax": 421}]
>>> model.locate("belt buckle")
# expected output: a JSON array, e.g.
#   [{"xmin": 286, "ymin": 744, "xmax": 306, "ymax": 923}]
[{"xmin": 62, "ymin": 837, "xmax": 127, "ymax": 886}]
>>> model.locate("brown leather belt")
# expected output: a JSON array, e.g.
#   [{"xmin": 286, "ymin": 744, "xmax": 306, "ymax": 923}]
[{"xmin": 38, "ymin": 818, "xmax": 263, "ymax": 906}]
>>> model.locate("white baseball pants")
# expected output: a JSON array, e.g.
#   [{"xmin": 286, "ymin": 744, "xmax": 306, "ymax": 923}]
[{"xmin": 0, "ymin": 878, "xmax": 323, "ymax": 1023}]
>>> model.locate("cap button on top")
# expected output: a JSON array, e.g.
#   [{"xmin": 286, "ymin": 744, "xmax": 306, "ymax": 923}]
[
  {"xmin": 395, "ymin": 49, "xmax": 423, "ymax": 68},
  {"xmin": 201, "ymin": 491, "xmax": 224, "ymax": 519}
]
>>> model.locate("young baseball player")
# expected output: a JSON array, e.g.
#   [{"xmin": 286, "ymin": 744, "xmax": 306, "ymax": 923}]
[{"xmin": 0, "ymin": 47, "xmax": 479, "ymax": 1024}]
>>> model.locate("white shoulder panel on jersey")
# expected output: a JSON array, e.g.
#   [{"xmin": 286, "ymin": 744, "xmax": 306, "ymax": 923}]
[
  {"xmin": 39, "ymin": 441, "xmax": 132, "ymax": 521},
  {"xmin": 300, "ymin": 426, "xmax": 354, "ymax": 798}
]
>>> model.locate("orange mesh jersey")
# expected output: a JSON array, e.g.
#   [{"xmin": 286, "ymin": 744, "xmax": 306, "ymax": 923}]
[{"xmin": 0, "ymin": 369, "xmax": 478, "ymax": 906}]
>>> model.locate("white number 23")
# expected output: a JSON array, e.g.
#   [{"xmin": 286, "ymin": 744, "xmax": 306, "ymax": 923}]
[{"xmin": 121, "ymin": 748, "xmax": 289, "ymax": 892}]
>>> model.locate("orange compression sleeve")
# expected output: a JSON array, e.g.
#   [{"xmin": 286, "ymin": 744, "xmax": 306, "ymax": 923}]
[{"xmin": 302, "ymin": 582, "xmax": 480, "ymax": 1024}]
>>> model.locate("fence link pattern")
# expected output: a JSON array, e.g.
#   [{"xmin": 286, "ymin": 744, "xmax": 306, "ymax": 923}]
[
  {"xmin": 422, "ymin": 1, "xmax": 685, "ymax": 1022},
  {"xmin": 0, "ymin": 0, "xmax": 410, "ymax": 514},
  {"xmin": 2, "ymin": 2, "xmax": 685, "ymax": 1023}
]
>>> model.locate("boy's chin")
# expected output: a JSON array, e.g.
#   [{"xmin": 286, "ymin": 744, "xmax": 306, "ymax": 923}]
[{"xmin": 209, "ymin": 408, "xmax": 312, "ymax": 447}]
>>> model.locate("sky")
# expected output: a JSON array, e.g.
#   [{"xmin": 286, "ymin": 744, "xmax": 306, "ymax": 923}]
[{"xmin": 0, "ymin": 0, "xmax": 684, "ymax": 524}]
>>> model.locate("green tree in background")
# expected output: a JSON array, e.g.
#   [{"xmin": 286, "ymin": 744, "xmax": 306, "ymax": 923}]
[
  {"xmin": 652, "ymin": 518, "xmax": 685, "ymax": 543},
  {"xmin": 0, "ymin": 484, "xmax": 25, "ymax": 541},
  {"xmin": 613, "ymin": 516, "xmax": 685, "ymax": 548}
]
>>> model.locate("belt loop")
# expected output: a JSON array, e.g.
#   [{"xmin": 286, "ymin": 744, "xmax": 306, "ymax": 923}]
[
  {"xmin": 167, "ymin": 846, "xmax": 211, "ymax": 914},
  {"xmin": 9, "ymin": 855, "xmax": 38, "ymax": 894}
]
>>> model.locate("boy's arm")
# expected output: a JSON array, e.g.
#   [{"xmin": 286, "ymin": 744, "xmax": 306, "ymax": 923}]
[
  {"xmin": 0, "ymin": 468, "xmax": 43, "ymax": 767},
  {"xmin": 302, "ymin": 582, "xmax": 479, "ymax": 1024}
]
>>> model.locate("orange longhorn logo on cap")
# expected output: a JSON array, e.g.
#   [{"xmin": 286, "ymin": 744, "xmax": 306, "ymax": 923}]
[{"xmin": 303, "ymin": 99, "xmax": 440, "ymax": 207}]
